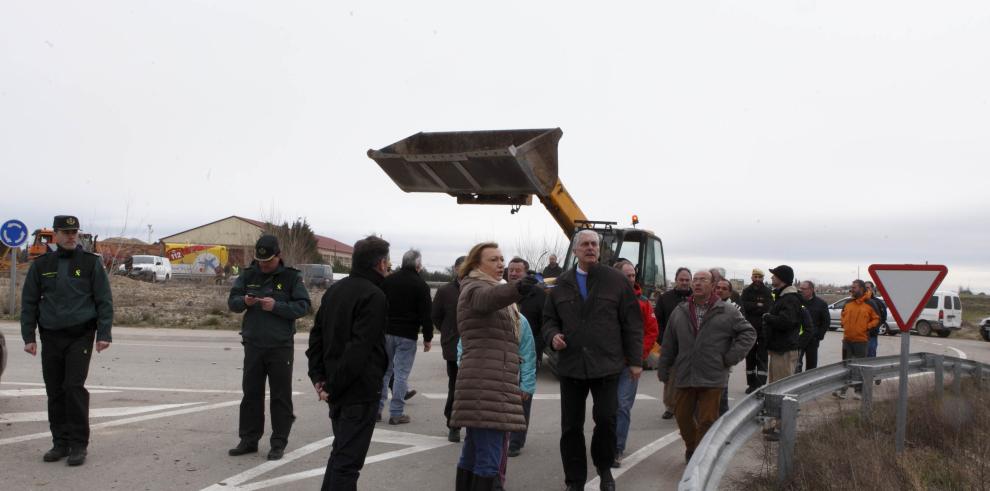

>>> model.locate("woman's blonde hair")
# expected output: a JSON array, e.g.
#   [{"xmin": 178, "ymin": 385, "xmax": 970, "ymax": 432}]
[{"xmin": 458, "ymin": 241, "xmax": 499, "ymax": 279}]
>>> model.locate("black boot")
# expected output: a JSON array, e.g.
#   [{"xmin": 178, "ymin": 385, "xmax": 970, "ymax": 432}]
[
  {"xmin": 598, "ymin": 467, "xmax": 616, "ymax": 491},
  {"xmin": 456, "ymin": 467, "xmax": 474, "ymax": 491},
  {"xmin": 228, "ymin": 440, "xmax": 258, "ymax": 456},
  {"xmin": 67, "ymin": 447, "xmax": 87, "ymax": 466},
  {"xmin": 43, "ymin": 446, "xmax": 70, "ymax": 462},
  {"xmin": 470, "ymin": 474, "xmax": 497, "ymax": 491}
]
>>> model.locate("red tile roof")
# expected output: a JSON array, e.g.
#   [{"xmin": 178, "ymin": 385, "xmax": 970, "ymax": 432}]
[{"xmin": 235, "ymin": 216, "xmax": 353, "ymax": 254}]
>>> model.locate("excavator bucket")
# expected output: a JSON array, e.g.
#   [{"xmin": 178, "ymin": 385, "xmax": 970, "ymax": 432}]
[{"xmin": 367, "ymin": 128, "xmax": 562, "ymax": 205}]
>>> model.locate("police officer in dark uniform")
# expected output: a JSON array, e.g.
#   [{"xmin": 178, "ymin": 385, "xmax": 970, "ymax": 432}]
[
  {"xmin": 227, "ymin": 235, "xmax": 311, "ymax": 460},
  {"xmin": 21, "ymin": 215, "xmax": 114, "ymax": 466}
]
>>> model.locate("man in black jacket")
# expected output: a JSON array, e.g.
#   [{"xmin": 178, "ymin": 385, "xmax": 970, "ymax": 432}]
[
  {"xmin": 543, "ymin": 229, "xmax": 643, "ymax": 491},
  {"xmin": 655, "ymin": 267, "xmax": 692, "ymax": 419},
  {"xmin": 228, "ymin": 235, "xmax": 311, "ymax": 460},
  {"xmin": 542, "ymin": 254, "xmax": 563, "ymax": 279},
  {"xmin": 864, "ymin": 281, "xmax": 887, "ymax": 357},
  {"xmin": 507, "ymin": 256, "xmax": 546, "ymax": 457},
  {"xmin": 740, "ymin": 268, "xmax": 773, "ymax": 393},
  {"xmin": 21, "ymin": 215, "xmax": 114, "ymax": 466},
  {"xmin": 797, "ymin": 281, "xmax": 830, "ymax": 372},
  {"xmin": 379, "ymin": 249, "xmax": 433, "ymax": 424},
  {"xmin": 763, "ymin": 265, "xmax": 802, "ymax": 384},
  {"xmin": 307, "ymin": 235, "xmax": 391, "ymax": 491},
  {"xmin": 431, "ymin": 256, "xmax": 465, "ymax": 443}
]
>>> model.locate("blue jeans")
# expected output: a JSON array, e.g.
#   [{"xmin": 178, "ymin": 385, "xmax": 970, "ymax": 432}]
[
  {"xmin": 867, "ymin": 335, "xmax": 878, "ymax": 357},
  {"xmin": 615, "ymin": 366, "xmax": 638, "ymax": 455},
  {"xmin": 458, "ymin": 428, "xmax": 505, "ymax": 478},
  {"xmin": 380, "ymin": 335, "xmax": 417, "ymax": 417}
]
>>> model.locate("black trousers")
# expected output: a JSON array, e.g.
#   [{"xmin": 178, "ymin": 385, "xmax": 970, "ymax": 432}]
[
  {"xmin": 559, "ymin": 374, "xmax": 619, "ymax": 486},
  {"xmin": 509, "ymin": 362, "xmax": 538, "ymax": 451},
  {"xmin": 444, "ymin": 360, "xmax": 459, "ymax": 428},
  {"xmin": 796, "ymin": 339, "xmax": 820, "ymax": 373},
  {"xmin": 40, "ymin": 328, "xmax": 95, "ymax": 448},
  {"xmin": 745, "ymin": 336, "xmax": 768, "ymax": 388},
  {"xmin": 323, "ymin": 402, "xmax": 378, "ymax": 491},
  {"xmin": 239, "ymin": 344, "xmax": 295, "ymax": 448},
  {"xmin": 509, "ymin": 394, "xmax": 534, "ymax": 451}
]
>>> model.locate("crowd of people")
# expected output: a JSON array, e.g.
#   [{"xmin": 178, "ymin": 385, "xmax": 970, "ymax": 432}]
[{"xmin": 18, "ymin": 213, "xmax": 886, "ymax": 490}]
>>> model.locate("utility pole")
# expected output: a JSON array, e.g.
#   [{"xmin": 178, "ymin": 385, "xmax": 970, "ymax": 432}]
[{"xmin": 147, "ymin": 224, "xmax": 153, "ymax": 244}]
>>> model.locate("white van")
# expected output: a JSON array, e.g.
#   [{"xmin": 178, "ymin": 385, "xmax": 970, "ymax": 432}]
[
  {"xmin": 128, "ymin": 255, "xmax": 172, "ymax": 282},
  {"xmin": 914, "ymin": 290, "xmax": 962, "ymax": 337}
]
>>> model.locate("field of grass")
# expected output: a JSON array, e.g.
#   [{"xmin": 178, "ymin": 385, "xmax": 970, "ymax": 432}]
[{"xmin": 734, "ymin": 380, "xmax": 990, "ymax": 490}]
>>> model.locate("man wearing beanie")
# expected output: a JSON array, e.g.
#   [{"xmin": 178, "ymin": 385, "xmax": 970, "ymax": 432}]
[
  {"xmin": 227, "ymin": 234, "xmax": 311, "ymax": 460},
  {"xmin": 761, "ymin": 265, "xmax": 802, "ymax": 440}
]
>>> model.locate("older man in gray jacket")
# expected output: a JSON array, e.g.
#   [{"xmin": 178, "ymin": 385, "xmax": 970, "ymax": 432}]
[{"xmin": 658, "ymin": 270, "xmax": 756, "ymax": 463}]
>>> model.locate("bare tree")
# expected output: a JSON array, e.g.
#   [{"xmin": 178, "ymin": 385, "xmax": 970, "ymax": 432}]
[
  {"xmin": 513, "ymin": 233, "xmax": 567, "ymax": 273},
  {"xmin": 262, "ymin": 218, "xmax": 322, "ymax": 267}
]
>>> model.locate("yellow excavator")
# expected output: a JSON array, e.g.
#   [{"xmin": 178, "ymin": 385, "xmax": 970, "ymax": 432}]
[{"xmin": 367, "ymin": 127, "xmax": 668, "ymax": 298}]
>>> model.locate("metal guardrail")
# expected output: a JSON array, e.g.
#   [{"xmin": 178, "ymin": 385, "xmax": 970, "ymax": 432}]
[{"xmin": 679, "ymin": 352, "xmax": 990, "ymax": 490}]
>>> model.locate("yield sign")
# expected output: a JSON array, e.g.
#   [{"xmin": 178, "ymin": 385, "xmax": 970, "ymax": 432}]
[{"xmin": 868, "ymin": 264, "xmax": 948, "ymax": 332}]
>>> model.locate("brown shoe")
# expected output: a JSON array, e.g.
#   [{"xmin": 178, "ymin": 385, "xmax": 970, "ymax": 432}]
[{"xmin": 388, "ymin": 414, "xmax": 411, "ymax": 425}]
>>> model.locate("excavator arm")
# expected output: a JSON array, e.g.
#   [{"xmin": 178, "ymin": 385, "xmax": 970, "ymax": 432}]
[{"xmin": 367, "ymin": 128, "xmax": 586, "ymax": 238}]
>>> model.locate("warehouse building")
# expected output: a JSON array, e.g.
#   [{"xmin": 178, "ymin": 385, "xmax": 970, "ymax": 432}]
[{"xmin": 159, "ymin": 215, "xmax": 352, "ymax": 267}]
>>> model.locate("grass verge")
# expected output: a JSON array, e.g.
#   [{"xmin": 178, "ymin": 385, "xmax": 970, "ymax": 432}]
[{"xmin": 733, "ymin": 380, "xmax": 990, "ymax": 490}]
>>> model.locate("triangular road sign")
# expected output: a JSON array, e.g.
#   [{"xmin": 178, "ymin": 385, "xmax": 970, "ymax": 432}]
[{"xmin": 868, "ymin": 264, "xmax": 948, "ymax": 332}]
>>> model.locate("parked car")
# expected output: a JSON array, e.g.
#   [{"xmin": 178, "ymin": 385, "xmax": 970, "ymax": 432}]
[
  {"xmin": 914, "ymin": 290, "xmax": 962, "ymax": 337},
  {"xmin": 297, "ymin": 263, "xmax": 334, "ymax": 288},
  {"xmin": 828, "ymin": 291, "xmax": 962, "ymax": 338},
  {"xmin": 980, "ymin": 317, "xmax": 990, "ymax": 342},
  {"xmin": 122, "ymin": 255, "xmax": 172, "ymax": 282}
]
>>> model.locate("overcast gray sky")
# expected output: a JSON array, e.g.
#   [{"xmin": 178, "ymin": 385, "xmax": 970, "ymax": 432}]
[{"xmin": 2, "ymin": 1, "xmax": 988, "ymax": 292}]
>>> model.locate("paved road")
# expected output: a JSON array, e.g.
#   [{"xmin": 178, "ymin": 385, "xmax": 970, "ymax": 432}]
[{"xmin": 1, "ymin": 322, "xmax": 987, "ymax": 490}]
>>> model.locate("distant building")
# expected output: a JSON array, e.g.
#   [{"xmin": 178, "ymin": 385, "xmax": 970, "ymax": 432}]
[
  {"xmin": 96, "ymin": 237, "xmax": 160, "ymax": 267},
  {"xmin": 159, "ymin": 215, "xmax": 353, "ymax": 267}
]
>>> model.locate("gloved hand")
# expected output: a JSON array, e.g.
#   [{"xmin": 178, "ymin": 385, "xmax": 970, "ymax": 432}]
[{"xmin": 517, "ymin": 275, "xmax": 539, "ymax": 295}]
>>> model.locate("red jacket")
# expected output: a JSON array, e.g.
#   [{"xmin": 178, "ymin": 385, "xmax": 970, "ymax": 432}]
[{"xmin": 635, "ymin": 284, "xmax": 660, "ymax": 361}]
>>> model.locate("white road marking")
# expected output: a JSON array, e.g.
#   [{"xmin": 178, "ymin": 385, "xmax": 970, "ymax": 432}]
[
  {"xmin": 201, "ymin": 437, "xmax": 334, "ymax": 491},
  {"xmin": 420, "ymin": 393, "xmax": 658, "ymax": 401},
  {"xmin": 0, "ymin": 403, "xmax": 201, "ymax": 423},
  {"xmin": 202, "ymin": 429, "xmax": 453, "ymax": 491},
  {"xmin": 585, "ymin": 430, "xmax": 682, "ymax": 490},
  {"xmin": 0, "ymin": 399, "xmax": 241, "ymax": 446},
  {"xmin": 2, "ymin": 381, "xmax": 301, "ymax": 396},
  {"xmin": 948, "ymin": 346, "xmax": 967, "ymax": 359},
  {"xmin": 111, "ymin": 341, "xmax": 310, "ymax": 350},
  {"xmin": 0, "ymin": 388, "xmax": 120, "ymax": 397}
]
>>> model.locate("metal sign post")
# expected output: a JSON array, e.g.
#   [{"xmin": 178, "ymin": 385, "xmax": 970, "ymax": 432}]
[
  {"xmin": 7, "ymin": 247, "xmax": 15, "ymax": 314},
  {"xmin": 895, "ymin": 323, "xmax": 910, "ymax": 452},
  {"xmin": 1, "ymin": 219, "xmax": 29, "ymax": 315},
  {"xmin": 868, "ymin": 264, "xmax": 948, "ymax": 453}
]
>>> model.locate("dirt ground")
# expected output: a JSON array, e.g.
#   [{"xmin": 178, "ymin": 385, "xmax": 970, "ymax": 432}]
[{"xmin": 1, "ymin": 275, "xmax": 324, "ymax": 331}]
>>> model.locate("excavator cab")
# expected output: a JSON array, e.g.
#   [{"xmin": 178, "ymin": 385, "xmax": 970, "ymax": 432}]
[{"xmin": 368, "ymin": 128, "xmax": 667, "ymax": 297}]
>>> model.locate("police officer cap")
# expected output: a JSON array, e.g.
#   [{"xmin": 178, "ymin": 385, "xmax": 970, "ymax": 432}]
[
  {"xmin": 254, "ymin": 235, "xmax": 280, "ymax": 261},
  {"xmin": 53, "ymin": 215, "xmax": 80, "ymax": 231}
]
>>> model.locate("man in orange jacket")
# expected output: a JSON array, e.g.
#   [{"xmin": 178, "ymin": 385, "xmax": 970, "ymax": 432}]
[{"xmin": 834, "ymin": 279, "xmax": 879, "ymax": 399}]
